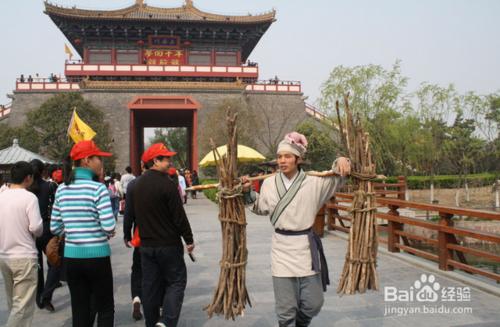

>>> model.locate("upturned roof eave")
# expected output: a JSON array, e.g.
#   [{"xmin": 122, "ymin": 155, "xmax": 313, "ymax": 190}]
[{"xmin": 44, "ymin": 2, "xmax": 276, "ymax": 25}]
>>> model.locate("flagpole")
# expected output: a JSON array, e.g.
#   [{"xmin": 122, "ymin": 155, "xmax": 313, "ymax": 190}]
[{"xmin": 67, "ymin": 107, "xmax": 77, "ymax": 143}]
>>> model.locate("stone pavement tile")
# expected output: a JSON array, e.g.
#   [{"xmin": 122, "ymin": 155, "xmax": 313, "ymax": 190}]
[
  {"xmin": 343, "ymin": 306, "xmax": 385, "ymax": 320},
  {"xmin": 311, "ymin": 314, "xmax": 361, "ymax": 327},
  {"xmin": 453, "ymin": 323, "xmax": 500, "ymax": 327},
  {"xmin": 388, "ymin": 314, "xmax": 486, "ymax": 327}
]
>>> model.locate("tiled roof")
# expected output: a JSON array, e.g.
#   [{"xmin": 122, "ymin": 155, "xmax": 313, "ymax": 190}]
[
  {"xmin": 0, "ymin": 139, "xmax": 54, "ymax": 165},
  {"xmin": 44, "ymin": 1, "xmax": 276, "ymax": 24}
]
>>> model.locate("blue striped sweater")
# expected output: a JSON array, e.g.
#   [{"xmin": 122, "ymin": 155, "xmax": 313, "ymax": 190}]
[{"xmin": 50, "ymin": 167, "xmax": 116, "ymax": 259}]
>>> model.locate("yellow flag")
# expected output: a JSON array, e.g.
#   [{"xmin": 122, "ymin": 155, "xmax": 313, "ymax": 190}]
[
  {"xmin": 64, "ymin": 44, "xmax": 73, "ymax": 60},
  {"xmin": 67, "ymin": 109, "xmax": 96, "ymax": 143}
]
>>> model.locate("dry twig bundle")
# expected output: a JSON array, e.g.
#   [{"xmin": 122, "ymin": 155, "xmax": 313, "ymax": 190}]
[
  {"xmin": 336, "ymin": 95, "xmax": 380, "ymax": 295},
  {"xmin": 204, "ymin": 111, "xmax": 251, "ymax": 319}
]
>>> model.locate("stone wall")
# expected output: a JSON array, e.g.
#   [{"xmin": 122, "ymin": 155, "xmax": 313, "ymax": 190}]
[{"xmin": 7, "ymin": 89, "xmax": 306, "ymax": 171}]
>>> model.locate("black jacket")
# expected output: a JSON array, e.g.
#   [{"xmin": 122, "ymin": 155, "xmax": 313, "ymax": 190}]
[
  {"xmin": 123, "ymin": 177, "xmax": 138, "ymax": 242},
  {"xmin": 132, "ymin": 169, "xmax": 193, "ymax": 247}
]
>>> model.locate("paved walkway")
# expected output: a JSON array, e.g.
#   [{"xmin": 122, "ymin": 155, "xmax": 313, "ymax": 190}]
[{"xmin": 1, "ymin": 195, "xmax": 499, "ymax": 326}]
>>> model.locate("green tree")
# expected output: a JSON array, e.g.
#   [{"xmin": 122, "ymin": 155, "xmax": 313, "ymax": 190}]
[
  {"xmin": 0, "ymin": 125, "xmax": 18, "ymax": 149},
  {"xmin": 0, "ymin": 93, "xmax": 114, "ymax": 171},
  {"xmin": 320, "ymin": 60, "xmax": 409, "ymax": 118},
  {"xmin": 296, "ymin": 120, "xmax": 340, "ymax": 171},
  {"xmin": 486, "ymin": 96, "xmax": 500, "ymax": 171},
  {"xmin": 443, "ymin": 112, "xmax": 486, "ymax": 179},
  {"xmin": 22, "ymin": 93, "xmax": 113, "ymax": 163},
  {"xmin": 414, "ymin": 83, "xmax": 458, "ymax": 178},
  {"xmin": 320, "ymin": 61, "xmax": 411, "ymax": 175},
  {"xmin": 319, "ymin": 61, "xmax": 498, "ymax": 178},
  {"xmin": 148, "ymin": 127, "xmax": 188, "ymax": 169}
]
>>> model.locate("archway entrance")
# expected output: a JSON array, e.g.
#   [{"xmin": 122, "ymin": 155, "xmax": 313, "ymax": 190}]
[{"xmin": 128, "ymin": 96, "xmax": 201, "ymax": 175}]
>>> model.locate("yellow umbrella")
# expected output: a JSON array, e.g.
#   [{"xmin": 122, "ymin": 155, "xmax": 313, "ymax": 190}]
[{"xmin": 199, "ymin": 144, "xmax": 266, "ymax": 168}]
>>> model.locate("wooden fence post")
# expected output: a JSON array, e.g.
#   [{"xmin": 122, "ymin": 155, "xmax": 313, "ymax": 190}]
[
  {"xmin": 438, "ymin": 212, "xmax": 454, "ymax": 271},
  {"xmin": 313, "ymin": 205, "xmax": 326, "ymax": 237},
  {"xmin": 327, "ymin": 197, "xmax": 336, "ymax": 231},
  {"xmin": 495, "ymin": 180, "xmax": 500, "ymax": 209},
  {"xmin": 387, "ymin": 205, "xmax": 402, "ymax": 252},
  {"xmin": 398, "ymin": 176, "xmax": 406, "ymax": 200}
]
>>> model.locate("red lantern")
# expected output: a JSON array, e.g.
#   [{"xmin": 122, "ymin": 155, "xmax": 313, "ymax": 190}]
[
  {"xmin": 74, "ymin": 38, "xmax": 81, "ymax": 45},
  {"xmin": 137, "ymin": 40, "xmax": 145, "ymax": 46}
]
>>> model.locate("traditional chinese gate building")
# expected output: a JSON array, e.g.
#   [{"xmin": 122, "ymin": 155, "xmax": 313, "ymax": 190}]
[{"xmin": 4, "ymin": 1, "xmax": 308, "ymax": 174}]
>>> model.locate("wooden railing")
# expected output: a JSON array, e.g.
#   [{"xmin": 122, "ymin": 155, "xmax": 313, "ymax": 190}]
[
  {"xmin": 245, "ymin": 80, "xmax": 301, "ymax": 93},
  {"xmin": 16, "ymin": 80, "xmax": 80, "ymax": 92},
  {"xmin": 0, "ymin": 103, "xmax": 11, "ymax": 120},
  {"xmin": 65, "ymin": 63, "xmax": 259, "ymax": 79},
  {"xmin": 317, "ymin": 176, "xmax": 500, "ymax": 282}
]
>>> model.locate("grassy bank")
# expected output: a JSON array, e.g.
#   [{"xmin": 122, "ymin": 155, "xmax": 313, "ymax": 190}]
[{"xmin": 201, "ymin": 179, "xmax": 218, "ymax": 203}]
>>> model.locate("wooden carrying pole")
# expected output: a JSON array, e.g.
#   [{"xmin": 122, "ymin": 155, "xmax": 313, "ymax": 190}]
[
  {"xmin": 336, "ymin": 94, "xmax": 379, "ymax": 295},
  {"xmin": 204, "ymin": 111, "xmax": 250, "ymax": 320},
  {"xmin": 187, "ymin": 171, "xmax": 385, "ymax": 192}
]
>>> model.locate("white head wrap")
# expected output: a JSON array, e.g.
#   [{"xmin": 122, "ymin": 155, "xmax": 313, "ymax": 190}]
[{"xmin": 277, "ymin": 132, "xmax": 308, "ymax": 158}]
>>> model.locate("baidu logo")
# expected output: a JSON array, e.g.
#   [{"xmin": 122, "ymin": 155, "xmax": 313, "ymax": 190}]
[
  {"xmin": 385, "ymin": 273, "xmax": 440, "ymax": 303},
  {"xmin": 383, "ymin": 273, "xmax": 472, "ymax": 316},
  {"xmin": 414, "ymin": 273, "xmax": 440, "ymax": 302}
]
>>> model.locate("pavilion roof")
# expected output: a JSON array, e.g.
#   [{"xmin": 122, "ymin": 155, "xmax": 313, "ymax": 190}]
[
  {"xmin": 44, "ymin": 1, "xmax": 276, "ymax": 25},
  {"xmin": 0, "ymin": 139, "xmax": 54, "ymax": 165}
]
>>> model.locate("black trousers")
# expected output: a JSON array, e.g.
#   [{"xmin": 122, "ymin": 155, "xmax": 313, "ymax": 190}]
[
  {"xmin": 66, "ymin": 256, "xmax": 114, "ymax": 327},
  {"xmin": 141, "ymin": 245, "xmax": 187, "ymax": 327},
  {"xmin": 131, "ymin": 247, "xmax": 142, "ymax": 300}
]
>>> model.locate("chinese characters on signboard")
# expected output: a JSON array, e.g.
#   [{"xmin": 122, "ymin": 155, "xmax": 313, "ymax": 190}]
[
  {"xmin": 144, "ymin": 49, "xmax": 184, "ymax": 65},
  {"xmin": 148, "ymin": 36, "xmax": 179, "ymax": 48}
]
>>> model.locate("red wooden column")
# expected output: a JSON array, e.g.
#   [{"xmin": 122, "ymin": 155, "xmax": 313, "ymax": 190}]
[
  {"xmin": 129, "ymin": 110, "xmax": 140, "ymax": 176},
  {"xmin": 191, "ymin": 109, "xmax": 199, "ymax": 171},
  {"xmin": 83, "ymin": 48, "xmax": 89, "ymax": 63},
  {"xmin": 111, "ymin": 48, "xmax": 117, "ymax": 65}
]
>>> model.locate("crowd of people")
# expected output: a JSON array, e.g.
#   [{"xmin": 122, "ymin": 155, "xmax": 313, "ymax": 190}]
[
  {"xmin": 0, "ymin": 140, "xmax": 200, "ymax": 327},
  {"xmin": 0, "ymin": 132, "xmax": 350, "ymax": 327},
  {"xmin": 18, "ymin": 73, "xmax": 61, "ymax": 83}
]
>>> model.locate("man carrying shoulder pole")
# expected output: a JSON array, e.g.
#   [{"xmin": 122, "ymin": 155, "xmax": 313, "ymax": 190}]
[{"xmin": 242, "ymin": 132, "xmax": 351, "ymax": 327}]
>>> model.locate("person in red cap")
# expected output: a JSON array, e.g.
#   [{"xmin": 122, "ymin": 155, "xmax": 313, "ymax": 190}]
[
  {"xmin": 51, "ymin": 169, "xmax": 63, "ymax": 184},
  {"xmin": 50, "ymin": 140, "xmax": 116, "ymax": 327},
  {"xmin": 132, "ymin": 143, "xmax": 194, "ymax": 327}
]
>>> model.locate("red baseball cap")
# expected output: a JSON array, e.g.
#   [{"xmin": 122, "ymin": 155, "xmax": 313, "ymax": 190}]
[
  {"xmin": 141, "ymin": 143, "xmax": 176, "ymax": 163},
  {"xmin": 70, "ymin": 140, "xmax": 112, "ymax": 161},
  {"xmin": 52, "ymin": 169, "xmax": 63, "ymax": 183}
]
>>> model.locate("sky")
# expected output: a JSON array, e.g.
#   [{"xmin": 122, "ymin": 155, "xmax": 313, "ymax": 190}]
[{"xmin": 0, "ymin": 0, "xmax": 499, "ymax": 107}]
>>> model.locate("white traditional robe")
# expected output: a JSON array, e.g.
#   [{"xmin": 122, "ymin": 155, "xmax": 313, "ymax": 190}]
[{"xmin": 252, "ymin": 171, "xmax": 345, "ymax": 277}]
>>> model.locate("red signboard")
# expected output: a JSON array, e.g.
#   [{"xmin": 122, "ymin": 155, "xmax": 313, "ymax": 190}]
[{"xmin": 144, "ymin": 49, "xmax": 185, "ymax": 65}]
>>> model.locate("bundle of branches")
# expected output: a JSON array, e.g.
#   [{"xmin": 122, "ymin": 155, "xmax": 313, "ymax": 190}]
[
  {"xmin": 204, "ymin": 111, "xmax": 251, "ymax": 319},
  {"xmin": 336, "ymin": 94, "xmax": 380, "ymax": 295}
]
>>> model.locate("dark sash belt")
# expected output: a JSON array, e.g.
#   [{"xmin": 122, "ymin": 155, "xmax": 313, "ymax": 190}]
[{"xmin": 274, "ymin": 228, "xmax": 330, "ymax": 292}]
